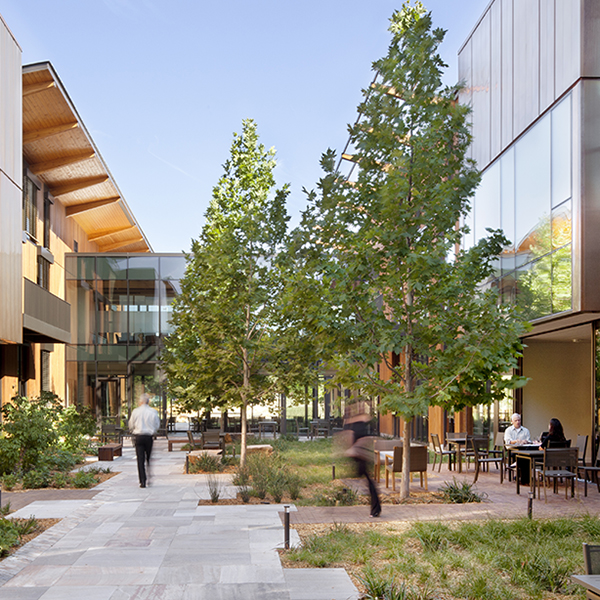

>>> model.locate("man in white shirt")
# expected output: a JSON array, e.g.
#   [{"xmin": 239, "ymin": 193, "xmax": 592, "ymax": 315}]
[
  {"xmin": 129, "ymin": 393, "xmax": 160, "ymax": 488},
  {"xmin": 504, "ymin": 413, "xmax": 531, "ymax": 445}
]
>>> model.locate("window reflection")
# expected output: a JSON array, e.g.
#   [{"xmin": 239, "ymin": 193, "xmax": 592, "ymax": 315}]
[
  {"xmin": 552, "ymin": 95, "xmax": 572, "ymax": 208},
  {"xmin": 551, "ymin": 201, "xmax": 572, "ymax": 250},
  {"xmin": 551, "ymin": 244, "xmax": 572, "ymax": 313},
  {"xmin": 516, "ymin": 255, "xmax": 552, "ymax": 320}
]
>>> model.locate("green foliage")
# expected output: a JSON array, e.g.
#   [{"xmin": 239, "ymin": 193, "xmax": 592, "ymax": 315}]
[
  {"xmin": 50, "ymin": 472, "xmax": 70, "ymax": 488},
  {"xmin": 282, "ymin": 1, "xmax": 528, "ymax": 497},
  {"xmin": 72, "ymin": 470, "xmax": 98, "ymax": 489},
  {"xmin": 22, "ymin": 468, "xmax": 50, "ymax": 489},
  {"xmin": 358, "ymin": 569, "xmax": 427, "ymax": 600},
  {"xmin": 1, "ymin": 474, "xmax": 18, "ymax": 491},
  {"xmin": 188, "ymin": 453, "xmax": 222, "ymax": 474},
  {"xmin": 437, "ymin": 478, "xmax": 487, "ymax": 503},
  {"xmin": 0, "ymin": 519, "xmax": 21, "ymax": 556},
  {"xmin": 286, "ymin": 471, "xmax": 302, "ymax": 501},
  {"xmin": 314, "ymin": 484, "xmax": 358, "ymax": 507},
  {"xmin": 206, "ymin": 473, "xmax": 223, "ymax": 503},
  {"xmin": 56, "ymin": 405, "xmax": 96, "ymax": 453},
  {"xmin": 162, "ymin": 119, "xmax": 313, "ymax": 464}
]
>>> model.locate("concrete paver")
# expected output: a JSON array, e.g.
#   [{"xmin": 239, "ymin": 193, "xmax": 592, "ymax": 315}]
[{"xmin": 0, "ymin": 441, "xmax": 357, "ymax": 600}]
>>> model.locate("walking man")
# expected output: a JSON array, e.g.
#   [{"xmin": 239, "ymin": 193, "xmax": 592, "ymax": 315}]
[{"xmin": 129, "ymin": 393, "xmax": 160, "ymax": 488}]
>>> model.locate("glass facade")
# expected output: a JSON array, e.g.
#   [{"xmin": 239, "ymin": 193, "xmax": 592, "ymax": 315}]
[
  {"xmin": 65, "ymin": 253, "xmax": 186, "ymax": 424},
  {"xmin": 467, "ymin": 93, "xmax": 573, "ymax": 320}
]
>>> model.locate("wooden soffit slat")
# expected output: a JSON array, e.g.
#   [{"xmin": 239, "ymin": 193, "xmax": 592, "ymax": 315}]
[
  {"xmin": 65, "ymin": 196, "xmax": 120, "ymax": 217},
  {"xmin": 29, "ymin": 150, "xmax": 96, "ymax": 175},
  {"xmin": 23, "ymin": 80, "xmax": 55, "ymax": 97},
  {"xmin": 100, "ymin": 236, "xmax": 144, "ymax": 252},
  {"xmin": 88, "ymin": 225, "xmax": 136, "ymax": 242},
  {"xmin": 52, "ymin": 175, "xmax": 109, "ymax": 197},
  {"xmin": 23, "ymin": 122, "xmax": 79, "ymax": 144}
]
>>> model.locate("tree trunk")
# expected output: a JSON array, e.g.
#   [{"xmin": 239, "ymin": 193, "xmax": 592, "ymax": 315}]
[
  {"xmin": 240, "ymin": 344, "xmax": 250, "ymax": 467},
  {"xmin": 400, "ymin": 417, "xmax": 411, "ymax": 499}
]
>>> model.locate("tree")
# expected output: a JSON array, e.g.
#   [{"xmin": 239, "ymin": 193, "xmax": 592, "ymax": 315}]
[
  {"xmin": 162, "ymin": 119, "xmax": 291, "ymax": 465},
  {"xmin": 285, "ymin": 2, "xmax": 528, "ymax": 497}
]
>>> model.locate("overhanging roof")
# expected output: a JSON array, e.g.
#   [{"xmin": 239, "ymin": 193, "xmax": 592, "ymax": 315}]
[{"xmin": 22, "ymin": 62, "xmax": 151, "ymax": 253}]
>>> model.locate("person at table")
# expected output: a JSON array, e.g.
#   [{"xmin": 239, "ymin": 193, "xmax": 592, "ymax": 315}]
[
  {"xmin": 504, "ymin": 413, "xmax": 531, "ymax": 445},
  {"xmin": 540, "ymin": 418, "xmax": 567, "ymax": 448}
]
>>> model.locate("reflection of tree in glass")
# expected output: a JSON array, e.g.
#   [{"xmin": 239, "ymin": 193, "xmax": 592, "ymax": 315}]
[{"xmin": 515, "ymin": 210, "xmax": 571, "ymax": 319}]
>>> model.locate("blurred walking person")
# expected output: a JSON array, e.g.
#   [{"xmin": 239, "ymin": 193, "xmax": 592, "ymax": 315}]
[
  {"xmin": 343, "ymin": 402, "xmax": 381, "ymax": 517},
  {"xmin": 129, "ymin": 393, "xmax": 160, "ymax": 488}
]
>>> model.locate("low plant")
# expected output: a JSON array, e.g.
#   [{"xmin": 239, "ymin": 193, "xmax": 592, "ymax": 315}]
[
  {"xmin": 51, "ymin": 472, "xmax": 70, "ymax": 488},
  {"xmin": 268, "ymin": 469, "xmax": 287, "ymax": 503},
  {"xmin": 72, "ymin": 470, "xmax": 98, "ymax": 489},
  {"xmin": 22, "ymin": 468, "xmax": 50, "ymax": 489},
  {"xmin": 189, "ymin": 453, "xmax": 222, "ymax": 474},
  {"xmin": 1, "ymin": 473, "xmax": 18, "ymax": 491},
  {"xmin": 206, "ymin": 473, "xmax": 223, "ymax": 503},
  {"xmin": 286, "ymin": 472, "xmax": 302, "ymax": 501},
  {"xmin": 13, "ymin": 517, "xmax": 38, "ymax": 537},
  {"xmin": 358, "ymin": 569, "xmax": 426, "ymax": 600},
  {"xmin": 314, "ymin": 484, "xmax": 358, "ymax": 507},
  {"xmin": 438, "ymin": 478, "xmax": 487, "ymax": 503},
  {"xmin": 0, "ymin": 502, "xmax": 11, "ymax": 517},
  {"xmin": 0, "ymin": 519, "xmax": 20, "ymax": 556}
]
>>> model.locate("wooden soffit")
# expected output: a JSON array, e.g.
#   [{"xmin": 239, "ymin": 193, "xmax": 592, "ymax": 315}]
[{"xmin": 22, "ymin": 62, "xmax": 151, "ymax": 252}]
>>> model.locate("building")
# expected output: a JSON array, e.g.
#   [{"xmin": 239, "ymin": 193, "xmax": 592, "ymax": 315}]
[
  {"xmin": 0, "ymin": 13, "xmax": 162, "ymax": 418},
  {"xmin": 459, "ymin": 0, "xmax": 600, "ymax": 460}
]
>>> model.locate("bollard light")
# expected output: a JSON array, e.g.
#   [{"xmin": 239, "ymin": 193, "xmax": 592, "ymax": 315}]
[
  {"xmin": 284, "ymin": 505, "xmax": 290, "ymax": 550},
  {"xmin": 332, "ymin": 464, "xmax": 336, "ymax": 480},
  {"xmin": 527, "ymin": 490, "xmax": 534, "ymax": 519}
]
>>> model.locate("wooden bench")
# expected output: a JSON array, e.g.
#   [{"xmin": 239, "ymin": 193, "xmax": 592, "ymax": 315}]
[
  {"xmin": 98, "ymin": 443, "xmax": 122, "ymax": 461},
  {"xmin": 167, "ymin": 436, "xmax": 196, "ymax": 452}
]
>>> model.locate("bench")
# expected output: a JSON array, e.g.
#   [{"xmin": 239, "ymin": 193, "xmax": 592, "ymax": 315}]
[
  {"xmin": 246, "ymin": 444, "xmax": 273, "ymax": 456},
  {"xmin": 167, "ymin": 436, "xmax": 198, "ymax": 452},
  {"xmin": 98, "ymin": 443, "xmax": 122, "ymax": 461}
]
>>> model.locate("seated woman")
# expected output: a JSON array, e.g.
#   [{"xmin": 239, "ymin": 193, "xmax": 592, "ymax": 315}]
[{"xmin": 540, "ymin": 418, "xmax": 567, "ymax": 448}]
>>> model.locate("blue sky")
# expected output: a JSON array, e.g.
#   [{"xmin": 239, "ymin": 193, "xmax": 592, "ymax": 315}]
[{"xmin": 2, "ymin": 0, "xmax": 490, "ymax": 252}]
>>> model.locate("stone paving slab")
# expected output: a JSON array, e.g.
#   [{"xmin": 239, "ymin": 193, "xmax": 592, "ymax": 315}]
[{"xmin": 0, "ymin": 440, "xmax": 351, "ymax": 600}]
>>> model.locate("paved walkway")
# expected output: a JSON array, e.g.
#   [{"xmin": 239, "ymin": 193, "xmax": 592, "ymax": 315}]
[
  {"xmin": 0, "ymin": 440, "xmax": 358, "ymax": 600},
  {"xmin": 2, "ymin": 443, "xmax": 600, "ymax": 599}
]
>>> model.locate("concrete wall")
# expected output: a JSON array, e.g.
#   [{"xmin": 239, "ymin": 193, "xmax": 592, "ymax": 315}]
[{"xmin": 522, "ymin": 340, "xmax": 592, "ymax": 462}]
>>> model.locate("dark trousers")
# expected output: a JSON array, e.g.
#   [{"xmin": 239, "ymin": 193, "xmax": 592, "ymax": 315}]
[
  {"xmin": 355, "ymin": 458, "xmax": 381, "ymax": 516},
  {"xmin": 134, "ymin": 434, "xmax": 153, "ymax": 486}
]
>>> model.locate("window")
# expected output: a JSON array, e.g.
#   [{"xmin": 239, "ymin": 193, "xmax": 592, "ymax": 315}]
[
  {"xmin": 37, "ymin": 256, "xmax": 50, "ymax": 290},
  {"xmin": 73, "ymin": 240, "xmax": 79, "ymax": 252},
  {"xmin": 43, "ymin": 190, "xmax": 52, "ymax": 249},
  {"xmin": 41, "ymin": 350, "xmax": 51, "ymax": 392},
  {"xmin": 23, "ymin": 175, "xmax": 38, "ymax": 238}
]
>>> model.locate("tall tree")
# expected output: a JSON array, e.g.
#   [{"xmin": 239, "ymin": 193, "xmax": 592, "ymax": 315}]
[
  {"xmin": 286, "ymin": 1, "xmax": 527, "ymax": 497},
  {"xmin": 163, "ymin": 119, "xmax": 290, "ymax": 465}
]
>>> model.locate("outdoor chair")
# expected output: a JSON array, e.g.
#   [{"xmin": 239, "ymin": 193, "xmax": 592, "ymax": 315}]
[
  {"xmin": 576, "ymin": 434, "xmax": 589, "ymax": 467},
  {"xmin": 464, "ymin": 435, "xmax": 488, "ymax": 471},
  {"xmin": 584, "ymin": 543, "xmax": 600, "ymax": 574},
  {"xmin": 294, "ymin": 417, "xmax": 310, "ymax": 439},
  {"xmin": 201, "ymin": 429, "xmax": 224, "ymax": 451},
  {"xmin": 471, "ymin": 436, "xmax": 502, "ymax": 483},
  {"xmin": 385, "ymin": 445, "xmax": 428, "ymax": 491},
  {"xmin": 535, "ymin": 447, "xmax": 578, "ymax": 502},
  {"xmin": 548, "ymin": 439, "xmax": 571, "ymax": 448},
  {"xmin": 430, "ymin": 433, "xmax": 456, "ymax": 472},
  {"xmin": 374, "ymin": 438, "xmax": 401, "ymax": 482},
  {"xmin": 579, "ymin": 445, "xmax": 600, "ymax": 497}
]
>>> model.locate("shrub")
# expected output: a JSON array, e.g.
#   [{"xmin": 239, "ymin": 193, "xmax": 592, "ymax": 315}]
[
  {"xmin": 438, "ymin": 478, "xmax": 487, "ymax": 503},
  {"xmin": 0, "ymin": 519, "xmax": 20, "ymax": 556},
  {"xmin": 51, "ymin": 472, "xmax": 70, "ymax": 488},
  {"xmin": 268, "ymin": 469, "xmax": 287, "ymax": 503},
  {"xmin": 315, "ymin": 485, "xmax": 358, "ymax": 507},
  {"xmin": 1, "ymin": 474, "xmax": 18, "ymax": 491},
  {"xmin": 22, "ymin": 468, "xmax": 50, "ymax": 489},
  {"xmin": 72, "ymin": 470, "xmax": 98, "ymax": 489},
  {"xmin": 56, "ymin": 405, "xmax": 97, "ymax": 453},
  {"xmin": 188, "ymin": 453, "xmax": 222, "ymax": 473},
  {"xmin": 287, "ymin": 472, "xmax": 302, "ymax": 501}
]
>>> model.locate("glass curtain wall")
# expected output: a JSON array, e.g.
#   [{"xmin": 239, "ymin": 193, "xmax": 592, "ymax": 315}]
[
  {"xmin": 466, "ymin": 93, "xmax": 573, "ymax": 320},
  {"xmin": 65, "ymin": 254, "xmax": 185, "ymax": 424}
]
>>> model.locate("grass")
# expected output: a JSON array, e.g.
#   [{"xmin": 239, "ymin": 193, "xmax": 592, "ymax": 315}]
[{"xmin": 283, "ymin": 515, "xmax": 600, "ymax": 599}]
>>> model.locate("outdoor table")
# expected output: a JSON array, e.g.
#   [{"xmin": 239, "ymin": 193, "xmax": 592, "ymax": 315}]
[
  {"xmin": 446, "ymin": 437, "xmax": 467, "ymax": 473},
  {"xmin": 510, "ymin": 446, "xmax": 543, "ymax": 495},
  {"xmin": 258, "ymin": 420, "xmax": 278, "ymax": 439},
  {"xmin": 572, "ymin": 574, "xmax": 600, "ymax": 599}
]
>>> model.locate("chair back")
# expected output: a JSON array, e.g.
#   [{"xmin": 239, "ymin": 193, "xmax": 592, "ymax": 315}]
[
  {"xmin": 542, "ymin": 447, "xmax": 578, "ymax": 471},
  {"xmin": 431, "ymin": 433, "xmax": 442, "ymax": 453},
  {"xmin": 390, "ymin": 445, "xmax": 427, "ymax": 473},
  {"xmin": 583, "ymin": 543, "xmax": 600, "ymax": 574},
  {"xmin": 374, "ymin": 438, "xmax": 400, "ymax": 452},
  {"xmin": 576, "ymin": 434, "xmax": 588, "ymax": 463},
  {"xmin": 471, "ymin": 436, "xmax": 490, "ymax": 458},
  {"xmin": 548, "ymin": 439, "xmax": 569, "ymax": 448},
  {"xmin": 204, "ymin": 429, "xmax": 221, "ymax": 444},
  {"xmin": 447, "ymin": 432, "xmax": 467, "ymax": 440},
  {"xmin": 494, "ymin": 432, "xmax": 505, "ymax": 449}
]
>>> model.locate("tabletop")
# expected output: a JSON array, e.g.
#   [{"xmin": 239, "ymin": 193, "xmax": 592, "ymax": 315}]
[{"xmin": 572, "ymin": 574, "xmax": 600, "ymax": 596}]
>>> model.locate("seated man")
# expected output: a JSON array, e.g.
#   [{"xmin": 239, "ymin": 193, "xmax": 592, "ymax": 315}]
[{"xmin": 504, "ymin": 413, "xmax": 531, "ymax": 445}]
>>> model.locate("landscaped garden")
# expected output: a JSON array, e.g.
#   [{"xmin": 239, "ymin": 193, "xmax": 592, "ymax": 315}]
[{"xmin": 282, "ymin": 516, "xmax": 598, "ymax": 600}]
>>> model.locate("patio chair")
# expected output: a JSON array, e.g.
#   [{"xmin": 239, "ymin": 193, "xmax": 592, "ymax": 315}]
[
  {"xmin": 384, "ymin": 445, "xmax": 428, "ymax": 491},
  {"xmin": 579, "ymin": 445, "xmax": 600, "ymax": 497},
  {"xmin": 374, "ymin": 438, "xmax": 401, "ymax": 482},
  {"xmin": 430, "ymin": 433, "xmax": 456, "ymax": 472},
  {"xmin": 576, "ymin": 434, "xmax": 589, "ymax": 467},
  {"xmin": 471, "ymin": 436, "xmax": 502, "ymax": 483},
  {"xmin": 535, "ymin": 447, "xmax": 578, "ymax": 502},
  {"xmin": 583, "ymin": 543, "xmax": 600, "ymax": 574},
  {"xmin": 201, "ymin": 429, "xmax": 224, "ymax": 451}
]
